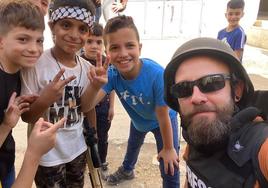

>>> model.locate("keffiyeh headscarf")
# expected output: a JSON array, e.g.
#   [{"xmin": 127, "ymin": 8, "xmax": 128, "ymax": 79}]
[{"xmin": 50, "ymin": 6, "xmax": 94, "ymax": 28}]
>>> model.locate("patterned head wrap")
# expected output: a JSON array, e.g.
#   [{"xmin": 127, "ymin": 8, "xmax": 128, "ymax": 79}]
[{"xmin": 50, "ymin": 6, "xmax": 94, "ymax": 28}]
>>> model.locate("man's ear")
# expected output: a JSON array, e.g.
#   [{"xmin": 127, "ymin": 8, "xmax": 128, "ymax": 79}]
[{"xmin": 234, "ymin": 80, "xmax": 244, "ymax": 102}]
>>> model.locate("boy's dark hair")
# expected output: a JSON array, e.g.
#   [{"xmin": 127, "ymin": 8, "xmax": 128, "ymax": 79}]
[
  {"xmin": 227, "ymin": 0, "xmax": 245, "ymax": 10},
  {"xmin": 0, "ymin": 0, "xmax": 45, "ymax": 35},
  {"xmin": 91, "ymin": 22, "xmax": 104, "ymax": 37},
  {"xmin": 51, "ymin": 0, "xmax": 95, "ymax": 16},
  {"xmin": 104, "ymin": 15, "xmax": 140, "ymax": 46}
]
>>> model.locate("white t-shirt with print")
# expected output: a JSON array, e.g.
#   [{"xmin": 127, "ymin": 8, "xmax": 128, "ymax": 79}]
[{"xmin": 21, "ymin": 49, "xmax": 91, "ymax": 167}]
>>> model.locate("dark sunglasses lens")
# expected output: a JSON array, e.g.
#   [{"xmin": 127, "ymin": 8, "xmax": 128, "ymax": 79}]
[
  {"xmin": 171, "ymin": 82, "xmax": 193, "ymax": 98},
  {"xmin": 199, "ymin": 75, "xmax": 226, "ymax": 93}
]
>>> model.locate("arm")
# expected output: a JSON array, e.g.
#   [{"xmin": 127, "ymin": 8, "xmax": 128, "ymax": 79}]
[
  {"xmin": 234, "ymin": 49, "xmax": 243, "ymax": 61},
  {"xmin": 155, "ymin": 106, "xmax": 179, "ymax": 175},
  {"xmin": 81, "ymin": 85, "xmax": 107, "ymax": 113},
  {"xmin": 22, "ymin": 69, "xmax": 75, "ymax": 124},
  {"xmin": 108, "ymin": 90, "xmax": 115, "ymax": 122},
  {"xmin": 85, "ymin": 109, "xmax": 97, "ymax": 131},
  {"xmin": 0, "ymin": 124, "xmax": 12, "ymax": 148},
  {"xmin": 81, "ymin": 53, "xmax": 109, "ymax": 112},
  {"xmin": 12, "ymin": 118, "xmax": 65, "ymax": 188},
  {"xmin": 0, "ymin": 93, "xmax": 33, "ymax": 147}
]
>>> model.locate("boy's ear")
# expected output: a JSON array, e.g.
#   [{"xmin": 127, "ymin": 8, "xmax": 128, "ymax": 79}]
[
  {"xmin": 48, "ymin": 21, "xmax": 54, "ymax": 32},
  {"xmin": 0, "ymin": 36, "xmax": 4, "ymax": 49},
  {"xmin": 234, "ymin": 80, "xmax": 244, "ymax": 102},
  {"xmin": 139, "ymin": 43, "xmax": 142, "ymax": 54},
  {"xmin": 241, "ymin": 11, "xmax": 244, "ymax": 18}
]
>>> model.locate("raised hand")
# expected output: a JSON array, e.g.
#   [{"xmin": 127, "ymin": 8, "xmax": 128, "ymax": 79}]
[
  {"xmin": 111, "ymin": 1, "xmax": 125, "ymax": 13},
  {"xmin": 2, "ymin": 92, "xmax": 31, "ymax": 129},
  {"xmin": 87, "ymin": 53, "xmax": 110, "ymax": 89},
  {"xmin": 40, "ymin": 69, "xmax": 76, "ymax": 104},
  {"xmin": 27, "ymin": 117, "xmax": 65, "ymax": 158}
]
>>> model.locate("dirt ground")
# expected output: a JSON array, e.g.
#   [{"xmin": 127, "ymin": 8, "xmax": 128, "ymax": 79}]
[{"xmin": 13, "ymin": 74, "xmax": 268, "ymax": 188}]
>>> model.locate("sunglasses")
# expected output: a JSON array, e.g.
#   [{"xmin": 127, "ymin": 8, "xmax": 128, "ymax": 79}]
[{"xmin": 171, "ymin": 74, "xmax": 231, "ymax": 98}]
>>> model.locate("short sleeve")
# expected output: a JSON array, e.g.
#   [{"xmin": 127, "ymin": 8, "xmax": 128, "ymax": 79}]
[
  {"xmin": 20, "ymin": 67, "xmax": 40, "ymax": 95},
  {"xmin": 153, "ymin": 69, "xmax": 166, "ymax": 106}
]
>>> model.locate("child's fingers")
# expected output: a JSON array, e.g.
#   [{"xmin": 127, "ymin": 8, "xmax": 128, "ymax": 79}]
[
  {"xmin": 60, "ymin": 75, "xmax": 76, "ymax": 87},
  {"xmin": 8, "ymin": 92, "xmax": 17, "ymax": 107},
  {"xmin": 20, "ymin": 107, "xmax": 30, "ymax": 114},
  {"xmin": 168, "ymin": 163, "xmax": 174, "ymax": 176},
  {"xmin": 33, "ymin": 118, "xmax": 45, "ymax": 132},
  {"xmin": 87, "ymin": 68, "xmax": 96, "ymax": 82},
  {"xmin": 47, "ymin": 117, "xmax": 66, "ymax": 133},
  {"xmin": 19, "ymin": 94, "xmax": 39, "ymax": 104},
  {"xmin": 52, "ymin": 69, "xmax": 65, "ymax": 82},
  {"xmin": 96, "ymin": 52, "xmax": 102, "ymax": 68},
  {"xmin": 18, "ymin": 102, "xmax": 30, "ymax": 114},
  {"xmin": 5, "ymin": 104, "xmax": 14, "ymax": 115},
  {"xmin": 103, "ymin": 55, "xmax": 110, "ymax": 70}
]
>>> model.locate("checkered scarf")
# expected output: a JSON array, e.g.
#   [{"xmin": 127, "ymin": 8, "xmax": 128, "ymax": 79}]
[{"xmin": 50, "ymin": 6, "xmax": 94, "ymax": 28}]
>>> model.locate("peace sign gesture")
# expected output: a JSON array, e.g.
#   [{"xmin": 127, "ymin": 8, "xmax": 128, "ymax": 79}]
[
  {"xmin": 40, "ymin": 69, "xmax": 76, "ymax": 104},
  {"xmin": 87, "ymin": 53, "xmax": 110, "ymax": 89}
]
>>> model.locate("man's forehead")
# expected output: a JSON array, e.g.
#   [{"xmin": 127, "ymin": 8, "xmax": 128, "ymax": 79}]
[{"xmin": 175, "ymin": 56, "xmax": 230, "ymax": 81}]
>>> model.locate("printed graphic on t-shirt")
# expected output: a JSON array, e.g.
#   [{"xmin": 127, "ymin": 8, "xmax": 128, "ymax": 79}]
[
  {"xmin": 220, "ymin": 37, "xmax": 231, "ymax": 48},
  {"xmin": 48, "ymin": 85, "xmax": 83, "ymax": 128},
  {"xmin": 120, "ymin": 90, "xmax": 151, "ymax": 105}
]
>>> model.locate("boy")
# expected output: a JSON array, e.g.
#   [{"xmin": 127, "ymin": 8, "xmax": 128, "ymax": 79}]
[
  {"xmin": 217, "ymin": 0, "xmax": 246, "ymax": 61},
  {"xmin": 81, "ymin": 22, "xmax": 115, "ymax": 179},
  {"xmin": 28, "ymin": 0, "xmax": 50, "ymax": 16},
  {"xmin": 20, "ymin": 0, "xmax": 98, "ymax": 186},
  {"xmin": 0, "ymin": 0, "xmax": 45, "ymax": 187},
  {"xmin": 87, "ymin": 15, "xmax": 180, "ymax": 187}
]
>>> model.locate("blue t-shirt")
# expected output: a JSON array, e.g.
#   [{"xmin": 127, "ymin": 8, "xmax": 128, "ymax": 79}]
[
  {"xmin": 217, "ymin": 26, "xmax": 246, "ymax": 54},
  {"xmin": 102, "ymin": 58, "xmax": 177, "ymax": 132}
]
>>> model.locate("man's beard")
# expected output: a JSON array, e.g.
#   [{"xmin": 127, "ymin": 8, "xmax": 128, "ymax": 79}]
[{"xmin": 181, "ymin": 100, "xmax": 235, "ymax": 154}]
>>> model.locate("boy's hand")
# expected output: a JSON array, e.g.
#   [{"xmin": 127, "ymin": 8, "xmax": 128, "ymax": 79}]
[
  {"xmin": 157, "ymin": 148, "xmax": 179, "ymax": 176},
  {"xmin": 112, "ymin": 2, "xmax": 126, "ymax": 13},
  {"xmin": 2, "ymin": 92, "xmax": 31, "ymax": 129},
  {"xmin": 87, "ymin": 53, "xmax": 110, "ymax": 89},
  {"xmin": 40, "ymin": 69, "xmax": 76, "ymax": 104},
  {"xmin": 27, "ymin": 117, "xmax": 66, "ymax": 158},
  {"xmin": 19, "ymin": 94, "xmax": 39, "ymax": 104}
]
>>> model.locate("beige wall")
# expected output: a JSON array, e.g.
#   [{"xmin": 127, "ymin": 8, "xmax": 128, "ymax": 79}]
[{"xmin": 247, "ymin": 20, "xmax": 268, "ymax": 49}]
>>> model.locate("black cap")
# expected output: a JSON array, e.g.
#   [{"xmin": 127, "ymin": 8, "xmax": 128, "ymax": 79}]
[{"xmin": 164, "ymin": 37, "xmax": 254, "ymax": 112}]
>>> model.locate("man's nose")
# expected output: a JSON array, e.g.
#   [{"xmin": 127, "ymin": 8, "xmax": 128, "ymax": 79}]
[{"xmin": 190, "ymin": 86, "xmax": 208, "ymax": 105}]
